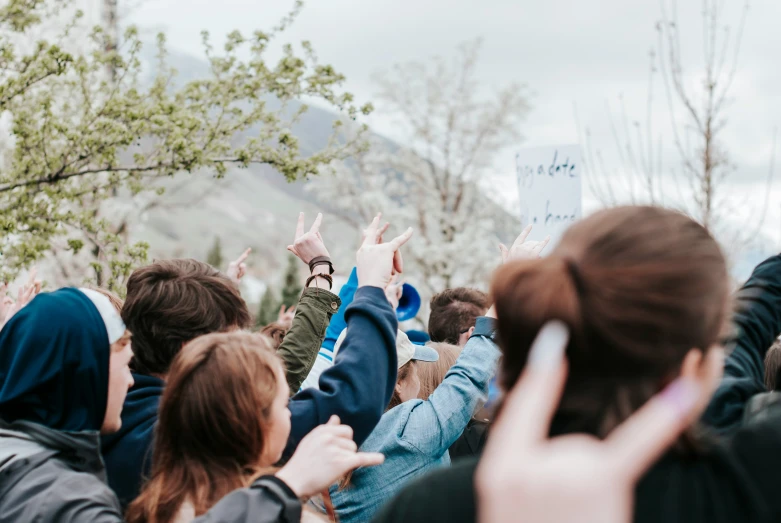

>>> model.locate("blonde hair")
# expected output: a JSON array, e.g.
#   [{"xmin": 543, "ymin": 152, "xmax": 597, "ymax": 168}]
[{"xmin": 417, "ymin": 342, "xmax": 462, "ymax": 400}]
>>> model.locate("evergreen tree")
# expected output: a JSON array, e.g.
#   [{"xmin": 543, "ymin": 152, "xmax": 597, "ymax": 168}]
[
  {"xmin": 280, "ymin": 254, "xmax": 303, "ymax": 308},
  {"xmin": 256, "ymin": 287, "xmax": 279, "ymax": 328},
  {"xmin": 206, "ymin": 237, "xmax": 224, "ymax": 269}
]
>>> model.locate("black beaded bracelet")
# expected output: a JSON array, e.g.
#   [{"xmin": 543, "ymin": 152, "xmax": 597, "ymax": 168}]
[{"xmin": 308, "ymin": 256, "xmax": 334, "ymax": 275}]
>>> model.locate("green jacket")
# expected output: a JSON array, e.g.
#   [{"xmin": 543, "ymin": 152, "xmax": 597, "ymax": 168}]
[{"xmin": 276, "ymin": 287, "xmax": 341, "ymax": 394}]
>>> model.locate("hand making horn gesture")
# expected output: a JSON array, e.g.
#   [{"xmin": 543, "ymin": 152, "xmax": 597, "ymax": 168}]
[
  {"xmin": 287, "ymin": 212, "xmax": 330, "ymax": 265},
  {"xmin": 226, "ymin": 248, "xmax": 251, "ymax": 284},
  {"xmin": 499, "ymin": 225, "xmax": 551, "ymax": 263},
  {"xmin": 356, "ymin": 213, "xmax": 413, "ymax": 290}
]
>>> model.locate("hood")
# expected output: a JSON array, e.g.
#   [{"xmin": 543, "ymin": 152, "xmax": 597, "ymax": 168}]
[{"xmin": 0, "ymin": 288, "xmax": 111, "ymax": 432}]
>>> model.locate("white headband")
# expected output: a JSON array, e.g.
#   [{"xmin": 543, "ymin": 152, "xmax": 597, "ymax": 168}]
[{"xmin": 78, "ymin": 288, "xmax": 126, "ymax": 344}]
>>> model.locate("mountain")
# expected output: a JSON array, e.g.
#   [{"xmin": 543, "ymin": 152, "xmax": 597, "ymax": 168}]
[{"xmin": 126, "ymin": 47, "xmax": 370, "ymax": 301}]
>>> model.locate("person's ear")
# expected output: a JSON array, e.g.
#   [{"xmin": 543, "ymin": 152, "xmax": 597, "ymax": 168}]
[
  {"xmin": 395, "ymin": 381, "xmax": 404, "ymax": 396},
  {"xmin": 458, "ymin": 327, "xmax": 475, "ymax": 347},
  {"xmin": 678, "ymin": 346, "xmax": 725, "ymax": 419}
]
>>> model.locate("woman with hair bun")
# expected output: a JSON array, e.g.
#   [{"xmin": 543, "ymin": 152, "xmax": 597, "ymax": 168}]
[{"xmin": 374, "ymin": 206, "xmax": 781, "ymax": 523}]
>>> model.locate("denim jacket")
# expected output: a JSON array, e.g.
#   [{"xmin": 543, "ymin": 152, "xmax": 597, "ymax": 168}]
[{"xmin": 329, "ymin": 317, "xmax": 500, "ymax": 523}]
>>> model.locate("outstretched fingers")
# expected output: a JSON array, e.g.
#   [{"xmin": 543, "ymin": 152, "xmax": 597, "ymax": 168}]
[
  {"xmin": 511, "ymin": 225, "xmax": 533, "ymax": 251},
  {"xmin": 295, "ymin": 212, "xmax": 305, "ymax": 239},
  {"xmin": 606, "ymin": 378, "xmax": 702, "ymax": 482},
  {"xmin": 310, "ymin": 213, "xmax": 323, "ymax": 234},
  {"xmin": 361, "ymin": 213, "xmax": 383, "ymax": 246}
]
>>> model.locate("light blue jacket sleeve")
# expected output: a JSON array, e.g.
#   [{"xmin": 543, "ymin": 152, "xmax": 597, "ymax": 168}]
[{"xmin": 397, "ymin": 317, "xmax": 500, "ymax": 457}]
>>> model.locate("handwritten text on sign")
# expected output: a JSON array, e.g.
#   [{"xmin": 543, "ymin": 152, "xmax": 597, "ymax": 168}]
[{"xmin": 515, "ymin": 144, "xmax": 582, "ymax": 244}]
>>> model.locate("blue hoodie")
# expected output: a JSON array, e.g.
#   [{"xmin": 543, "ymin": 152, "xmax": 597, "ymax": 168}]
[
  {"xmin": 100, "ymin": 372, "xmax": 163, "ymax": 507},
  {"xmin": 0, "ymin": 288, "xmax": 110, "ymax": 432}
]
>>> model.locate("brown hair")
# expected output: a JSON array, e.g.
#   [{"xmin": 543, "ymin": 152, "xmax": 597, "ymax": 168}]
[
  {"xmin": 126, "ymin": 332, "xmax": 280, "ymax": 523},
  {"xmin": 386, "ymin": 361, "xmax": 415, "ymax": 411},
  {"xmin": 491, "ymin": 206, "xmax": 730, "ymax": 438},
  {"xmin": 428, "ymin": 288, "xmax": 488, "ymax": 345},
  {"xmin": 260, "ymin": 322, "xmax": 289, "ymax": 351},
  {"xmin": 123, "ymin": 259, "xmax": 251, "ymax": 375},
  {"xmin": 417, "ymin": 342, "xmax": 462, "ymax": 400},
  {"xmin": 764, "ymin": 339, "xmax": 781, "ymax": 391}
]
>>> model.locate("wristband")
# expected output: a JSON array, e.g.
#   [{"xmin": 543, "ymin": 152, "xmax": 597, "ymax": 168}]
[
  {"xmin": 306, "ymin": 273, "xmax": 333, "ymax": 290},
  {"xmin": 309, "ymin": 256, "xmax": 334, "ymax": 275}
]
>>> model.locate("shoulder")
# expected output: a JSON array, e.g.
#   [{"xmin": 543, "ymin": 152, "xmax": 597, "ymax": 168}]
[
  {"xmin": 371, "ymin": 457, "xmax": 478, "ymax": 523},
  {"xmin": 2, "ymin": 461, "xmax": 122, "ymax": 522},
  {"xmin": 45, "ymin": 470, "xmax": 123, "ymax": 515}
]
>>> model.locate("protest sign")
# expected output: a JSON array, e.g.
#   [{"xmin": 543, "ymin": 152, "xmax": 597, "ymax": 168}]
[{"xmin": 515, "ymin": 144, "xmax": 582, "ymax": 245}]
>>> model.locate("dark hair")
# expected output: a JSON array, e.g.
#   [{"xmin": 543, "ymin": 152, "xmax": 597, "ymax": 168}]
[
  {"xmin": 765, "ymin": 340, "xmax": 781, "ymax": 391},
  {"xmin": 259, "ymin": 322, "xmax": 289, "ymax": 351},
  {"xmin": 123, "ymin": 259, "xmax": 251, "ymax": 375},
  {"xmin": 428, "ymin": 288, "xmax": 488, "ymax": 345},
  {"xmin": 126, "ymin": 332, "xmax": 280, "ymax": 523},
  {"xmin": 491, "ymin": 206, "xmax": 730, "ymax": 437}
]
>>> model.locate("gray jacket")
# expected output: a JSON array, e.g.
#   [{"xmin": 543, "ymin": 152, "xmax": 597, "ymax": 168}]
[{"xmin": 0, "ymin": 420, "xmax": 302, "ymax": 523}]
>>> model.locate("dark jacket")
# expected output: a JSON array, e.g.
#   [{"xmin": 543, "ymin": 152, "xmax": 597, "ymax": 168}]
[
  {"xmin": 100, "ymin": 372, "xmax": 163, "ymax": 507},
  {"xmin": 702, "ymin": 254, "xmax": 781, "ymax": 433},
  {"xmin": 374, "ymin": 255, "xmax": 781, "ymax": 523},
  {"xmin": 374, "ymin": 416, "xmax": 781, "ymax": 523},
  {"xmin": 448, "ymin": 419, "xmax": 489, "ymax": 461}
]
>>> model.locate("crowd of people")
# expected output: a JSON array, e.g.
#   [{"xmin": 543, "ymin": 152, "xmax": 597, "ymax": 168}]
[{"xmin": 1, "ymin": 206, "xmax": 780, "ymax": 522}]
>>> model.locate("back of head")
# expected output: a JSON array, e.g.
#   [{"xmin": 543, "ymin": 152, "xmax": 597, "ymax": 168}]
[
  {"xmin": 491, "ymin": 206, "xmax": 730, "ymax": 436},
  {"xmin": 417, "ymin": 342, "xmax": 462, "ymax": 400},
  {"xmin": 0, "ymin": 289, "xmax": 110, "ymax": 431},
  {"xmin": 429, "ymin": 288, "xmax": 488, "ymax": 345},
  {"xmin": 123, "ymin": 259, "xmax": 251, "ymax": 376},
  {"xmin": 127, "ymin": 331, "xmax": 279, "ymax": 523}
]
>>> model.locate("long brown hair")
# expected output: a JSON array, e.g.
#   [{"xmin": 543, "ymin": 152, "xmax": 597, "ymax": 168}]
[
  {"xmin": 417, "ymin": 342, "xmax": 462, "ymax": 400},
  {"xmin": 491, "ymin": 206, "xmax": 731, "ymax": 438},
  {"xmin": 126, "ymin": 332, "xmax": 280, "ymax": 523}
]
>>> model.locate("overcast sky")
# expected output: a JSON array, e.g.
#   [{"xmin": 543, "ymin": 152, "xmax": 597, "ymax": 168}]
[{"xmin": 122, "ymin": 0, "xmax": 781, "ymax": 249}]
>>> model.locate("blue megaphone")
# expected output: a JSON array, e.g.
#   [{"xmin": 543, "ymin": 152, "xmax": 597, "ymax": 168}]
[{"xmin": 396, "ymin": 283, "xmax": 421, "ymax": 322}]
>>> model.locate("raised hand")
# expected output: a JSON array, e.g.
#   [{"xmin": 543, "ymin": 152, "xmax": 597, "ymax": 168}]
[
  {"xmin": 356, "ymin": 213, "xmax": 413, "ymax": 290},
  {"xmin": 0, "ymin": 268, "xmax": 42, "ymax": 328},
  {"xmin": 277, "ymin": 304, "xmax": 296, "ymax": 328},
  {"xmin": 498, "ymin": 225, "xmax": 551, "ymax": 263},
  {"xmin": 226, "ymin": 248, "xmax": 251, "ymax": 284},
  {"xmin": 476, "ymin": 322, "xmax": 703, "ymax": 523},
  {"xmin": 384, "ymin": 274, "xmax": 403, "ymax": 311},
  {"xmin": 275, "ymin": 415, "xmax": 384, "ymax": 498},
  {"xmin": 287, "ymin": 212, "xmax": 330, "ymax": 265}
]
